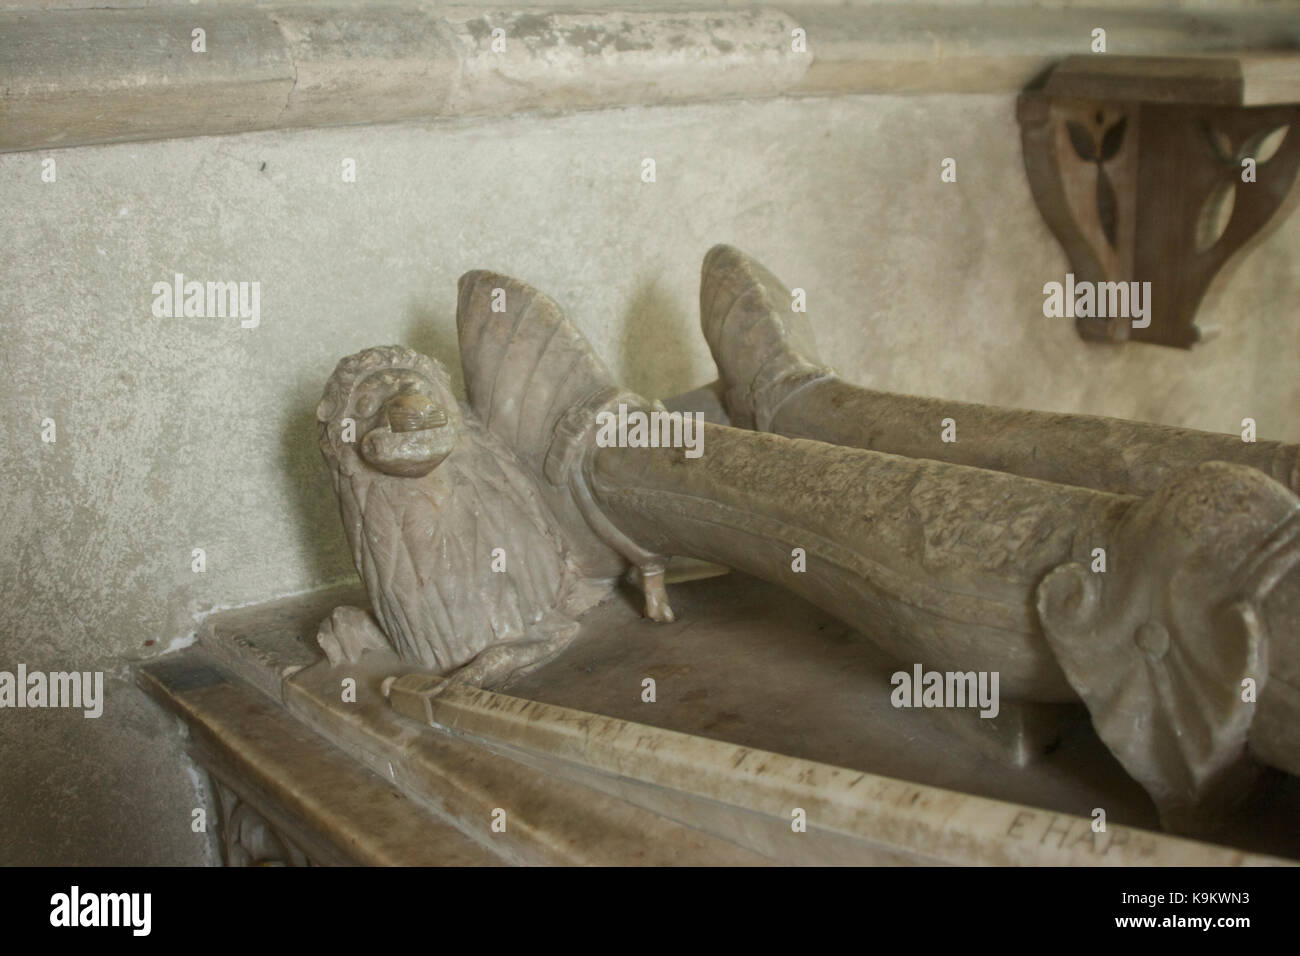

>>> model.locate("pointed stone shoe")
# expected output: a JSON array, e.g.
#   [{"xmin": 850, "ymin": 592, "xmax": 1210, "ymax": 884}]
[
  {"xmin": 699, "ymin": 244, "xmax": 834, "ymax": 431},
  {"xmin": 456, "ymin": 270, "xmax": 671, "ymax": 596}
]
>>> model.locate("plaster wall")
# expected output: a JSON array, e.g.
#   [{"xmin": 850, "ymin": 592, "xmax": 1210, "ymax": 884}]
[{"xmin": 3, "ymin": 90, "xmax": 1298, "ymax": 862}]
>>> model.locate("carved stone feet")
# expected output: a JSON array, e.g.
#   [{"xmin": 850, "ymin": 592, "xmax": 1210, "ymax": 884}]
[
  {"xmin": 456, "ymin": 269, "xmax": 677, "ymax": 624},
  {"xmin": 314, "ymin": 250, "xmax": 1300, "ymax": 836},
  {"xmin": 699, "ymin": 244, "xmax": 833, "ymax": 431}
]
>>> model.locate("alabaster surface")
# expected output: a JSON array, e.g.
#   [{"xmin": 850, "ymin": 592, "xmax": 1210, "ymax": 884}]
[{"xmin": 313, "ymin": 246, "xmax": 1300, "ymax": 840}]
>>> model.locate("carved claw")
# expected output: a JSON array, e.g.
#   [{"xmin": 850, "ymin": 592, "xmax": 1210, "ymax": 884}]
[
  {"xmin": 317, "ymin": 606, "xmax": 392, "ymax": 665},
  {"xmin": 448, "ymin": 621, "xmax": 580, "ymax": 688},
  {"xmin": 640, "ymin": 568, "xmax": 675, "ymax": 624}
]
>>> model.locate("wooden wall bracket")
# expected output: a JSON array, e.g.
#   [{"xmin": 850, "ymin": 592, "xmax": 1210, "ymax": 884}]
[{"xmin": 1018, "ymin": 55, "xmax": 1300, "ymax": 348}]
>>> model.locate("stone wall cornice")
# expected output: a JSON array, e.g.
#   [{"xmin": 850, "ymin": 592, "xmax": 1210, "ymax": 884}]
[{"xmin": 2, "ymin": 3, "xmax": 1297, "ymax": 152}]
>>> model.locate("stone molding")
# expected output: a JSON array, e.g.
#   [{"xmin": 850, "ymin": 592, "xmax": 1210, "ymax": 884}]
[{"xmin": 4, "ymin": 4, "xmax": 1300, "ymax": 152}]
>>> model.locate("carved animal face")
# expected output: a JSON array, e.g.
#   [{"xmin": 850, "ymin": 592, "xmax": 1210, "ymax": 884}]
[{"xmin": 348, "ymin": 368, "xmax": 456, "ymax": 478}]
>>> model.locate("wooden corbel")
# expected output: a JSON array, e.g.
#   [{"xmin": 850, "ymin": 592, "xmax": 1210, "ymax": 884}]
[{"xmin": 1018, "ymin": 55, "xmax": 1300, "ymax": 348}]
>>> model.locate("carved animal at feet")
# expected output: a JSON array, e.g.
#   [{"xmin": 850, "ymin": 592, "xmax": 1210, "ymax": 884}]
[{"xmin": 314, "ymin": 345, "xmax": 605, "ymax": 686}]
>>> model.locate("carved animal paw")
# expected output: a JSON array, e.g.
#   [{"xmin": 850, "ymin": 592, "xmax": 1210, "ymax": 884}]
[
  {"xmin": 316, "ymin": 606, "xmax": 392, "ymax": 665},
  {"xmin": 445, "ymin": 646, "xmax": 514, "ymax": 689},
  {"xmin": 640, "ymin": 568, "xmax": 676, "ymax": 624},
  {"xmin": 447, "ymin": 642, "xmax": 538, "ymax": 686},
  {"xmin": 448, "ymin": 621, "xmax": 580, "ymax": 689}
]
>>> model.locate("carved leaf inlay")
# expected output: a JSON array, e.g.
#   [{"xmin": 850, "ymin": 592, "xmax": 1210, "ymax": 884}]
[
  {"xmin": 1099, "ymin": 117, "xmax": 1126, "ymax": 163},
  {"xmin": 1195, "ymin": 181, "xmax": 1236, "ymax": 253},
  {"xmin": 1067, "ymin": 121, "xmax": 1097, "ymax": 162},
  {"xmin": 1240, "ymin": 125, "xmax": 1289, "ymax": 165}
]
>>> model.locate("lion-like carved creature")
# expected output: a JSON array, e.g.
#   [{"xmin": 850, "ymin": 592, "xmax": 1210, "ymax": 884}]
[{"xmin": 314, "ymin": 346, "xmax": 607, "ymax": 685}]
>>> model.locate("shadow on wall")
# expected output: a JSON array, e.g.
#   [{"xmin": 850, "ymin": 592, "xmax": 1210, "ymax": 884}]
[
  {"xmin": 0, "ymin": 678, "xmax": 220, "ymax": 865},
  {"xmin": 403, "ymin": 297, "xmax": 466, "ymax": 400},
  {"xmin": 278, "ymin": 367, "xmax": 359, "ymax": 592},
  {"xmin": 401, "ymin": 275, "xmax": 699, "ymax": 404},
  {"xmin": 617, "ymin": 276, "xmax": 699, "ymax": 400}
]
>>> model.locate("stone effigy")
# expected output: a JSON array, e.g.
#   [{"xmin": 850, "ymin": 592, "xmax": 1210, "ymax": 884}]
[
  {"xmin": 698, "ymin": 244, "xmax": 1300, "ymax": 498},
  {"xmin": 693, "ymin": 245, "xmax": 1300, "ymax": 824},
  {"xmin": 315, "ymin": 251, "xmax": 1300, "ymax": 835}
]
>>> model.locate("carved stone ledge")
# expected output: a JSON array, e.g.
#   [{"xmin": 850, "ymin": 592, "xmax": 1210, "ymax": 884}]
[
  {"xmin": 140, "ymin": 583, "xmax": 1300, "ymax": 865},
  {"xmin": 136, "ymin": 653, "xmax": 504, "ymax": 866},
  {"xmin": 1019, "ymin": 54, "xmax": 1300, "ymax": 347},
  {"xmin": 7, "ymin": 6, "xmax": 1300, "ymax": 153}
]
